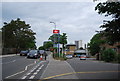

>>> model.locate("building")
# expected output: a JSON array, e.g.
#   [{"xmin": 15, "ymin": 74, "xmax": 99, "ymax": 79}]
[
  {"xmin": 75, "ymin": 40, "xmax": 83, "ymax": 50},
  {"xmin": 65, "ymin": 44, "xmax": 76, "ymax": 55},
  {"xmin": 100, "ymin": 42, "xmax": 120, "ymax": 54},
  {"xmin": 75, "ymin": 41, "xmax": 79, "ymax": 50}
]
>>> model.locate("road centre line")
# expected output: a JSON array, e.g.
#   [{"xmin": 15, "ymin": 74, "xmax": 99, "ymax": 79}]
[
  {"xmin": 5, "ymin": 60, "xmax": 37, "ymax": 79},
  {"xmin": 43, "ymin": 71, "xmax": 120, "ymax": 79}
]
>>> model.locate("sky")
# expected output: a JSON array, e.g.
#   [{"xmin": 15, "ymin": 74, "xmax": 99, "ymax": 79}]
[{"xmin": 1, "ymin": 0, "xmax": 112, "ymax": 48}]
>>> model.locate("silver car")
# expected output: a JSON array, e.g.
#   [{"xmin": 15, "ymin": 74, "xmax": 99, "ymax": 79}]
[{"xmin": 65, "ymin": 54, "xmax": 73, "ymax": 59}]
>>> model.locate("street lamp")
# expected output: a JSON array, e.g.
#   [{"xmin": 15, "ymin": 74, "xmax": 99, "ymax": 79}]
[
  {"xmin": 50, "ymin": 21, "xmax": 60, "ymax": 57},
  {"xmin": 50, "ymin": 21, "xmax": 56, "ymax": 30}
]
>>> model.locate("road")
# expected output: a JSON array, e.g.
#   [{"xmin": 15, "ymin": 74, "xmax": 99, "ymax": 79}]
[
  {"xmin": 2, "ymin": 52, "xmax": 50, "ymax": 80},
  {"xmin": 1, "ymin": 53, "xmax": 120, "ymax": 80},
  {"xmin": 67, "ymin": 57, "xmax": 120, "ymax": 79}
]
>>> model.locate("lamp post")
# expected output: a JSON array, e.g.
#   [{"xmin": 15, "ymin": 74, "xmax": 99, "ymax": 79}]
[
  {"xmin": 50, "ymin": 22, "xmax": 56, "ymax": 30},
  {"xmin": 50, "ymin": 22, "xmax": 60, "ymax": 57}
]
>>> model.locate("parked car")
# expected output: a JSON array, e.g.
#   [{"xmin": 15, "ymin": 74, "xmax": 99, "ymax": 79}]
[
  {"xmin": 65, "ymin": 54, "xmax": 73, "ymax": 59},
  {"xmin": 20, "ymin": 50, "xmax": 29, "ymax": 56},
  {"xmin": 80, "ymin": 55, "xmax": 86, "ymax": 60},
  {"xmin": 27, "ymin": 50, "xmax": 40, "ymax": 59}
]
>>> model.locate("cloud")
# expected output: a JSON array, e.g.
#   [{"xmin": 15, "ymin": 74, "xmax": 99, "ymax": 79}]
[{"xmin": 2, "ymin": 2, "xmax": 109, "ymax": 48}]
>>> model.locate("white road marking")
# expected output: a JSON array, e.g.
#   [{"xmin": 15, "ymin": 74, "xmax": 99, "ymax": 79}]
[
  {"xmin": 2, "ymin": 60, "xmax": 16, "ymax": 64},
  {"xmin": 40, "ymin": 61, "xmax": 49, "ymax": 79},
  {"xmin": 33, "ymin": 72, "xmax": 38, "ymax": 75},
  {"xmin": 5, "ymin": 60, "xmax": 37, "ymax": 79},
  {"xmin": 29, "ymin": 64, "xmax": 44, "ymax": 79},
  {"xmin": 5, "ymin": 70, "xmax": 25, "ymax": 79},
  {"xmin": 29, "ymin": 75, "xmax": 35, "ymax": 79},
  {"xmin": 26, "ymin": 73, "xmax": 31, "ymax": 76},
  {"xmin": 65, "ymin": 61, "xmax": 76, "ymax": 73},
  {"xmin": 36, "ymin": 70, "xmax": 40, "ymax": 72},
  {"xmin": 38, "ymin": 65, "xmax": 44, "ymax": 70},
  {"xmin": 25, "ymin": 66, "xmax": 28, "ymax": 70},
  {"xmin": 21, "ymin": 76, "xmax": 27, "ymax": 79}
]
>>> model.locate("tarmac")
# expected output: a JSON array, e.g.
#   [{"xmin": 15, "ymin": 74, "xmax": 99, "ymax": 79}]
[{"xmin": 40, "ymin": 53, "xmax": 78, "ymax": 79}]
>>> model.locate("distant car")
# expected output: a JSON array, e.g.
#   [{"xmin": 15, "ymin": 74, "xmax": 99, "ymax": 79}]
[
  {"xmin": 65, "ymin": 54, "xmax": 73, "ymax": 59},
  {"xmin": 20, "ymin": 50, "xmax": 29, "ymax": 56},
  {"xmin": 80, "ymin": 55, "xmax": 86, "ymax": 60},
  {"xmin": 27, "ymin": 50, "xmax": 39, "ymax": 59}
]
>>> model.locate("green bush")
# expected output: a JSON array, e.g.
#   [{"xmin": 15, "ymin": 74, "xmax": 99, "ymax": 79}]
[
  {"xmin": 116, "ymin": 54, "xmax": 120, "ymax": 63},
  {"xmin": 102, "ymin": 48, "xmax": 116, "ymax": 62}
]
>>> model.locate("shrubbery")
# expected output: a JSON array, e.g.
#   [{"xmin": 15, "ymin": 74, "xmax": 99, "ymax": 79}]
[
  {"xmin": 101, "ymin": 48, "xmax": 116, "ymax": 62},
  {"xmin": 116, "ymin": 54, "xmax": 120, "ymax": 63}
]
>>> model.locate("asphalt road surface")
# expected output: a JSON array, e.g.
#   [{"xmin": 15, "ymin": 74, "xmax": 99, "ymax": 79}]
[
  {"xmin": 67, "ymin": 57, "xmax": 120, "ymax": 79},
  {"xmin": 1, "ymin": 53, "xmax": 120, "ymax": 81},
  {"xmin": 2, "ymin": 53, "xmax": 49, "ymax": 80}
]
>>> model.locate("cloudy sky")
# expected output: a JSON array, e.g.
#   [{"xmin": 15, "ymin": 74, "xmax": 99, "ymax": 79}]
[{"xmin": 1, "ymin": 0, "xmax": 111, "ymax": 48}]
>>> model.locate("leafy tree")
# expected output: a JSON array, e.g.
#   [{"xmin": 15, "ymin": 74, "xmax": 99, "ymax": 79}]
[
  {"xmin": 49, "ymin": 34, "xmax": 60, "ymax": 44},
  {"xmin": 101, "ymin": 48, "xmax": 116, "ymax": 62},
  {"xmin": 88, "ymin": 33, "xmax": 106, "ymax": 56},
  {"xmin": 2, "ymin": 18, "xmax": 36, "ymax": 52},
  {"xmin": 59, "ymin": 33, "xmax": 67, "ymax": 49},
  {"xmin": 49, "ymin": 33, "xmax": 67, "ymax": 50},
  {"xmin": 43, "ymin": 41, "xmax": 53, "ymax": 50},
  {"xmin": 95, "ymin": 2, "xmax": 120, "ymax": 45},
  {"xmin": 38, "ymin": 46, "xmax": 45, "ymax": 50}
]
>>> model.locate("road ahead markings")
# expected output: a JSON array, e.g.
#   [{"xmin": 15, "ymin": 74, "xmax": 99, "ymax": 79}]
[{"xmin": 43, "ymin": 71, "xmax": 120, "ymax": 79}]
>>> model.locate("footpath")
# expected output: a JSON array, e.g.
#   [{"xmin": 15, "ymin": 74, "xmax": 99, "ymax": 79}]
[
  {"xmin": 0, "ymin": 54, "xmax": 17, "ymax": 58},
  {"xmin": 40, "ymin": 53, "xmax": 78, "ymax": 79}
]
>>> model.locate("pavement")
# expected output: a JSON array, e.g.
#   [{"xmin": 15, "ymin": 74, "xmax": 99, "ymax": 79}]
[
  {"xmin": 0, "ymin": 54, "xmax": 17, "ymax": 58},
  {"xmin": 40, "ymin": 53, "xmax": 78, "ymax": 79}
]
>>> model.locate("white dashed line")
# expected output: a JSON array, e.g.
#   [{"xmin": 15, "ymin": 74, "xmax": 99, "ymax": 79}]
[
  {"xmin": 2, "ymin": 60, "xmax": 16, "ymax": 64},
  {"xmin": 29, "ymin": 75, "xmax": 35, "ymax": 79},
  {"xmin": 29, "ymin": 64, "xmax": 44, "ymax": 79},
  {"xmin": 36, "ymin": 70, "xmax": 40, "ymax": 72},
  {"xmin": 33, "ymin": 72, "xmax": 38, "ymax": 75},
  {"xmin": 5, "ymin": 60, "xmax": 36, "ymax": 79},
  {"xmin": 21, "ymin": 76, "xmax": 27, "ymax": 79},
  {"xmin": 26, "ymin": 73, "xmax": 31, "ymax": 76}
]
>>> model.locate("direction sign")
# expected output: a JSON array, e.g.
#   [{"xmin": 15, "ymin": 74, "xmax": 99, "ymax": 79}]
[{"xmin": 53, "ymin": 30, "xmax": 60, "ymax": 34}]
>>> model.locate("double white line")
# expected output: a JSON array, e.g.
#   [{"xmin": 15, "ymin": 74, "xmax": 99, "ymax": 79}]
[{"xmin": 22, "ymin": 63, "xmax": 44, "ymax": 79}]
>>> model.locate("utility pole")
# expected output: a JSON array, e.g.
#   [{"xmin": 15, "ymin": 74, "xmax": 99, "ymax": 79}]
[{"xmin": 50, "ymin": 22, "xmax": 60, "ymax": 57}]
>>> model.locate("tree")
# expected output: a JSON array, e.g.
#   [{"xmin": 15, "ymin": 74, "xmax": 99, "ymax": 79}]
[
  {"xmin": 2, "ymin": 18, "xmax": 36, "ymax": 52},
  {"xmin": 49, "ymin": 34, "xmax": 60, "ymax": 44},
  {"xmin": 59, "ymin": 33, "xmax": 67, "ymax": 50},
  {"xmin": 95, "ymin": 2, "xmax": 120, "ymax": 45},
  {"xmin": 38, "ymin": 46, "xmax": 45, "ymax": 50},
  {"xmin": 49, "ymin": 33, "xmax": 67, "ymax": 50},
  {"xmin": 88, "ymin": 33, "xmax": 106, "ymax": 56},
  {"xmin": 43, "ymin": 41, "xmax": 53, "ymax": 50},
  {"xmin": 102, "ymin": 48, "xmax": 116, "ymax": 62}
]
